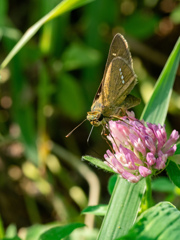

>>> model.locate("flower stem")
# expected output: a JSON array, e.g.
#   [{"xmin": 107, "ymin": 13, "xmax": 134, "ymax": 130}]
[{"xmin": 145, "ymin": 176, "xmax": 152, "ymax": 208}]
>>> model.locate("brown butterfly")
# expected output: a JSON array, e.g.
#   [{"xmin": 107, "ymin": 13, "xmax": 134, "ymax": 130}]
[
  {"xmin": 86, "ymin": 33, "xmax": 140, "ymax": 127},
  {"xmin": 66, "ymin": 33, "xmax": 140, "ymax": 138}
]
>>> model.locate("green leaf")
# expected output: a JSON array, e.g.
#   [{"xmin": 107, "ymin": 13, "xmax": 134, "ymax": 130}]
[
  {"xmin": 38, "ymin": 223, "xmax": 85, "ymax": 240},
  {"xmin": 62, "ymin": 43, "xmax": 101, "ymax": 70},
  {"xmin": 123, "ymin": 11, "xmax": 159, "ymax": 39},
  {"xmin": 117, "ymin": 202, "xmax": 180, "ymax": 240},
  {"xmin": 0, "ymin": 0, "xmax": 94, "ymax": 69},
  {"xmin": 0, "ymin": 0, "xmax": 8, "ymax": 26},
  {"xmin": 4, "ymin": 225, "xmax": 17, "ymax": 239},
  {"xmin": 81, "ymin": 204, "xmax": 108, "ymax": 216},
  {"xmin": 166, "ymin": 143, "xmax": 180, "ymax": 188},
  {"xmin": 2, "ymin": 237, "xmax": 21, "ymax": 240},
  {"xmin": 82, "ymin": 156, "xmax": 115, "ymax": 173},
  {"xmin": 170, "ymin": 4, "xmax": 180, "ymax": 24},
  {"xmin": 107, "ymin": 174, "xmax": 117, "ymax": 195},
  {"xmin": 166, "ymin": 161, "xmax": 180, "ymax": 188},
  {"xmin": 57, "ymin": 73, "xmax": 86, "ymax": 120},
  {"xmin": 152, "ymin": 177, "xmax": 175, "ymax": 193},
  {"xmin": 175, "ymin": 142, "xmax": 180, "ymax": 155},
  {"xmin": 97, "ymin": 178, "xmax": 146, "ymax": 239},
  {"xmin": 68, "ymin": 227, "xmax": 98, "ymax": 240},
  {"xmin": 26, "ymin": 224, "xmax": 49, "ymax": 240},
  {"xmin": 141, "ymin": 37, "xmax": 180, "ymax": 124}
]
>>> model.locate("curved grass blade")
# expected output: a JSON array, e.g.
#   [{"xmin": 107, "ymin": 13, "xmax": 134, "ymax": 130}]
[
  {"xmin": 141, "ymin": 37, "xmax": 180, "ymax": 124},
  {"xmin": 0, "ymin": 0, "xmax": 94, "ymax": 69}
]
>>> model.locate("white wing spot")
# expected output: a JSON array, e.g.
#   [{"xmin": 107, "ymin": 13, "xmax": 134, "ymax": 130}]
[{"xmin": 119, "ymin": 68, "xmax": 125, "ymax": 84}]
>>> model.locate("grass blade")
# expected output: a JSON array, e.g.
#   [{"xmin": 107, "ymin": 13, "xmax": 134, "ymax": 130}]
[{"xmin": 0, "ymin": 0, "xmax": 94, "ymax": 69}]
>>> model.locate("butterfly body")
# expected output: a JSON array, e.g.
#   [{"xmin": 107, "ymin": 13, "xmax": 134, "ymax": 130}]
[{"xmin": 87, "ymin": 34, "xmax": 140, "ymax": 127}]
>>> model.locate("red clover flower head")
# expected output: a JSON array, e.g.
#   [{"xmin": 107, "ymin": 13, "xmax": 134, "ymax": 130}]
[{"xmin": 104, "ymin": 112, "xmax": 179, "ymax": 183}]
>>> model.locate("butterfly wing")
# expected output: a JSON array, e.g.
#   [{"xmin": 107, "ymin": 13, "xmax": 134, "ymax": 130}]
[
  {"xmin": 103, "ymin": 33, "xmax": 133, "ymax": 78},
  {"xmin": 102, "ymin": 56, "xmax": 137, "ymax": 116},
  {"xmin": 93, "ymin": 33, "xmax": 132, "ymax": 103}
]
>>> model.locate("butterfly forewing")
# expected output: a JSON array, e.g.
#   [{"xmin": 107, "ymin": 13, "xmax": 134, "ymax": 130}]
[
  {"xmin": 103, "ymin": 33, "xmax": 133, "ymax": 78},
  {"xmin": 93, "ymin": 33, "xmax": 132, "ymax": 103}
]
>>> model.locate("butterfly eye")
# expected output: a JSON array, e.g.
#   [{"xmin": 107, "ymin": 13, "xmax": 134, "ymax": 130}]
[{"xmin": 98, "ymin": 114, "xmax": 104, "ymax": 121}]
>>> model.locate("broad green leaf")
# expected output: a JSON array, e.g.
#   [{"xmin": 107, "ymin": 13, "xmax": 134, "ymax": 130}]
[
  {"xmin": 62, "ymin": 43, "xmax": 101, "ymax": 70},
  {"xmin": 108, "ymin": 174, "xmax": 118, "ymax": 195},
  {"xmin": 82, "ymin": 156, "xmax": 115, "ymax": 173},
  {"xmin": 0, "ymin": 0, "xmax": 94, "ymax": 69},
  {"xmin": 123, "ymin": 11, "xmax": 159, "ymax": 39},
  {"xmin": 69, "ymin": 227, "xmax": 98, "ymax": 240},
  {"xmin": 117, "ymin": 202, "xmax": 180, "ymax": 240},
  {"xmin": 57, "ymin": 74, "xmax": 86, "ymax": 120},
  {"xmin": 2, "ymin": 237, "xmax": 21, "ymax": 240},
  {"xmin": 4, "ymin": 225, "xmax": 17, "ymax": 239},
  {"xmin": 97, "ymin": 178, "xmax": 146, "ymax": 239},
  {"xmin": 166, "ymin": 161, "xmax": 180, "ymax": 188},
  {"xmin": 175, "ymin": 142, "xmax": 180, "ymax": 155},
  {"xmin": 141, "ymin": 37, "xmax": 180, "ymax": 124},
  {"xmin": 38, "ymin": 223, "xmax": 85, "ymax": 240},
  {"xmin": 81, "ymin": 204, "xmax": 108, "ymax": 216},
  {"xmin": 26, "ymin": 224, "xmax": 50, "ymax": 240},
  {"xmin": 170, "ymin": 4, "xmax": 180, "ymax": 24},
  {"xmin": 152, "ymin": 177, "xmax": 175, "ymax": 193},
  {"xmin": 166, "ymin": 143, "xmax": 180, "ymax": 188}
]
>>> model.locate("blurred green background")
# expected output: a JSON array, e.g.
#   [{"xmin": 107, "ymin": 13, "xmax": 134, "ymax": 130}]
[{"xmin": 0, "ymin": 0, "xmax": 180, "ymax": 236}]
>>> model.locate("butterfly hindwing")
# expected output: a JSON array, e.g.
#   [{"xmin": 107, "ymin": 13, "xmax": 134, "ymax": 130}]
[{"xmin": 102, "ymin": 57, "xmax": 137, "ymax": 116}]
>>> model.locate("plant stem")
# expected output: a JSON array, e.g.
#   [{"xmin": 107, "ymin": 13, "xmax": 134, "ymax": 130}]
[{"xmin": 146, "ymin": 176, "xmax": 152, "ymax": 208}]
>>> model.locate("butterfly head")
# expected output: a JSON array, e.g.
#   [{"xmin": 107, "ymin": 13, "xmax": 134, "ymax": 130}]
[{"xmin": 87, "ymin": 111, "xmax": 105, "ymax": 126}]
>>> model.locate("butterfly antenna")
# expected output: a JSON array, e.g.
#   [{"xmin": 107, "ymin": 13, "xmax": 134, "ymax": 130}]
[
  {"xmin": 66, "ymin": 119, "xmax": 87, "ymax": 137},
  {"xmin": 87, "ymin": 125, "xmax": 94, "ymax": 143}
]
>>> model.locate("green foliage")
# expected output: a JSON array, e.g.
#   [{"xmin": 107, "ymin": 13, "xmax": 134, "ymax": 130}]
[
  {"xmin": 117, "ymin": 202, "xmax": 180, "ymax": 240},
  {"xmin": 81, "ymin": 204, "xmax": 108, "ymax": 216},
  {"xmin": 38, "ymin": 223, "xmax": 85, "ymax": 240},
  {"xmin": 25, "ymin": 225, "xmax": 50, "ymax": 240},
  {"xmin": 62, "ymin": 43, "xmax": 101, "ymax": 71},
  {"xmin": 170, "ymin": 4, "xmax": 180, "ymax": 24},
  {"xmin": 82, "ymin": 156, "xmax": 115, "ymax": 173},
  {"xmin": 107, "ymin": 174, "xmax": 117, "ymax": 195},
  {"xmin": 141, "ymin": 37, "xmax": 180, "ymax": 124},
  {"xmin": 0, "ymin": 0, "xmax": 180, "ymax": 240},
  {"xmin": 0, "ymin": 0, "xmax": 95, "ymax": 69},
  {"xmin": 167, "ymin": 161, "xmax": 180, "ymax": 188},
  {"xmin": 97, "ymin": 34, "xmax": 180, "ymax": 240},
  {"xmin": 57, "ymin": 73, "xmax": 86, "ymax": 120},
  {"xmin": 1, "ymin": 237, "xmax": 21, "ymax": 240},
  {"xmin": 123, "ymin": 11, "xmax": 159, "ymax": 40},
  {"xmin": 152, "ymin": 177, "xmax": 176, "ymax": 193}
]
